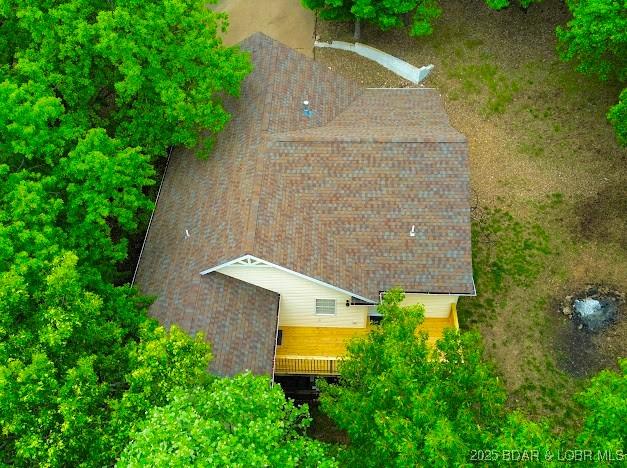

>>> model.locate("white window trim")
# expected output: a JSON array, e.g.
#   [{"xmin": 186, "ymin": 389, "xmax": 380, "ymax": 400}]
[{"xmin": 315, "ymin": 298, "xmax": 337, "ymax": 316}]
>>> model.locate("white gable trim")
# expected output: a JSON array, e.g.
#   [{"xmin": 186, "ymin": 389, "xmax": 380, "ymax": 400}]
[{"xmin": 200, "ymin": 254, "xmax": 377, "ymax": 304}]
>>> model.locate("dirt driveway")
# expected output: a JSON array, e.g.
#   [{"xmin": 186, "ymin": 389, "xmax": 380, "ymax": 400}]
[{"xmin": 214, "ymin": 0, "xmax": 315, "ymax": 57}]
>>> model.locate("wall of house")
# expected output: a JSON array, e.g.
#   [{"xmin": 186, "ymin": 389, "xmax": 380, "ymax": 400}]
[
  {"xmin": 218, "ymin": 265, "xmax": 367, "ymax": 328},
  {"xmin": 400, "ymin": 293, "xmax": 458, "ymax": 318}
]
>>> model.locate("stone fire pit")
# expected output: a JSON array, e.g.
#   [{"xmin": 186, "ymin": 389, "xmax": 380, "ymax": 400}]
[{"xmin": 561, "ymin": 286, "xmax": 623, "ymax": 332}]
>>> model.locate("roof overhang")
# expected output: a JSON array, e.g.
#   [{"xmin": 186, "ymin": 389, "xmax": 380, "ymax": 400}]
[{"xmin": 200, "ymin": 254, "xmax": 378, "ymax": 304}]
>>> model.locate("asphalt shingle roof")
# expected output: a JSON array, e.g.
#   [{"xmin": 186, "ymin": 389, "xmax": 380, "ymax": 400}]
[
  {"xmin": 134, "ymin": 32, "xmax": 474, "ymax": 374},
  {"xmin": 195, "ymin": 273, "xmax": 279, "ymax": 376}
]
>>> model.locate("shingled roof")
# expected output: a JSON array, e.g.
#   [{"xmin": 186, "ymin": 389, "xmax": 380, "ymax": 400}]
[
  {"xmin": 193, "ymin": 273, "xmax": 279, "ymax": 376},
  {"xmin": 134, "ymin": 32, "xmax": 474, "ymax": 374}
]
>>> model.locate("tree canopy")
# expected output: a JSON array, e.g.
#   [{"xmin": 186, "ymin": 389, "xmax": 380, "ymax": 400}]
[
  {"xmin": 319, "ymin": 289, "xmax": 556, "ymax": 466},
  {"xmin": 0, "ymin": 0, "xmax": 254, "ymax": 465},
  {"xmin": 319, "ymin": 289, "xmax": 626, "ymax": 466},
  {"xmin": 118, "ymin": 374, "xmax": 337, "ymax": 467},
  {"xmin": 576, "ymin": 359, "xmax": 626, "ymax": 452},
  {"xmin": 557, "ymin": 0, "xmax": 627, "ymax": 145},
  {"xmin": 302, "ymin": 0, "xmax": 443, "ymax": 39},
  {"xmin": 302, "ymin": 0, "xmax": 543, "ymax": 39},
  {"xmin": 0, "ymin": 0, "xmax": 251, "ymax": 159}
]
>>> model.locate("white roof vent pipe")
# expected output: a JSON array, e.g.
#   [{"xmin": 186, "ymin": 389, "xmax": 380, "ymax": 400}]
[{"xmin": 303, "ymin": 100, "xmax": 313, "ymax": 118}]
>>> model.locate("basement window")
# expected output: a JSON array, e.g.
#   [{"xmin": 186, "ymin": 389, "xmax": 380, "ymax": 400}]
[{"xmin": 315, "ymin": 299, "xmax": 337, "ymax": 315}]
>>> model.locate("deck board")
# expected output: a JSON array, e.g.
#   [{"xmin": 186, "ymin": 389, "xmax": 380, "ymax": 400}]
[{"xmin": 276, "ymin": 314, "xmax": 456, "ymax": 359}]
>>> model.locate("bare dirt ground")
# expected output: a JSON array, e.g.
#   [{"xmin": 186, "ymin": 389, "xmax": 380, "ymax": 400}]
[
  {"xmin": 214, "ymin": 0, "xmax": 315, "ymax": 56},
  {"xmin": 315, "ymin": 0, "xmax": 626, "ymax": 430}
]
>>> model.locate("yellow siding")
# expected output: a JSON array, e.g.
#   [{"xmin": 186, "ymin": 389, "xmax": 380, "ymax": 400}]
[
  {"xmin": 219, "ymin": 265, "xmax": 367, "ymax": 328},
  {"xmin": 401, "ymin": 293, "xmax": 459, "ymax": 318}
]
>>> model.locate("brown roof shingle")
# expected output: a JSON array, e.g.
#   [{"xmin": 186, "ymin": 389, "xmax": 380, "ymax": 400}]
[
  {"xmin": 134, "ymin": 33, "xmax": 474, "ymax": 373},
  {"xmin": 165, "ymin": 272, "xmax": 279, "ymax": 376}
]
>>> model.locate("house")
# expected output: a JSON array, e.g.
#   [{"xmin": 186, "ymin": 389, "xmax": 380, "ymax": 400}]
[{"xmin": 133, "ymin": 33, "xmax": 475, "ymax": 378}]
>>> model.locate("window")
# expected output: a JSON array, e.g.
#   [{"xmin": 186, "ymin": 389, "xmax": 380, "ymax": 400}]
[{"xmin": 315, "ymin": 299, "xmax": 336, "ymax": 315}]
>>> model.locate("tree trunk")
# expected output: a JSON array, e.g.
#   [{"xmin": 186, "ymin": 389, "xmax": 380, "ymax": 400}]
[
  {"xmin": 403, "ymin": 12, "xmax": 412, "ymax": 27},
  {"xmin": 353, "ymin": 18, "xmax": 361, "ymax": 41}
]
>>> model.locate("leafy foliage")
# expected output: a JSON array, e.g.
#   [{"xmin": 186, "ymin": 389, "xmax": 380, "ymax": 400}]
[
  {"xmin": 60, "ymin": 129, "xmax": 155, "ymax": 275},
  {"xmin": 557, "ymin": 0, "xmax": 627, "ymax": 83},
  {"xmin": 319, "ymin": 289, "xmax": 521, "ymax": 466},
  {"xmin": 0, "ymin": 131, "xmax": 154, "ymax": 285},
  {"xmin": 0, "ymin": 231, "xmax": 214, "ymax": 466},
  {"xmin": 489, "ymin": 413, "xmax": 561, "ymax": 465},
  {"xmin": 608, "ymin": 88, "xmax": 627, "ymax": 146},
  {"xmin": 0, "ymin": 0, "xmax": 253, "ymax": 465},
  {"xmin": 302, "ymin": 0, "xmax": 354, "ymax": 21},
  {"xmin": 483, "ymin": 0, "xmax": 542, "ymax": 10},
  {"xmin": 119, "ymin": 374, "xmax": 337, "ymax": 467},
  {"xmin": 0, "ymin": 253, "xmax": 145, "ymax": 466},
  {"xmin": 107, "ymin": 325, "xmax": 214, "ymax": 457},
  {"xmin": 576, "ymin": 359, "xmax": 627, "ymax": 452},
  {"xmin": 1, "ymin": 0, "xmax": 252, "ymax": 159},
  {"xmin": 557, "ymin": 0, "xmax": 627, "ymax": 145},
  {"xmin": 94, "ymin": 0, "xmax": 252, "ymax": 157},
  {"xmin": 303, "ymin": 0, "xmax": 442, "ymax": 37},
  {"xmin": 351, "ymin": 0, "xmax": 442, "ymax": 37}
]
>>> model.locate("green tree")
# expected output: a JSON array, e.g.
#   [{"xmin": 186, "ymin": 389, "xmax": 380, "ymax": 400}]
[
  {"xmin": 0, "ymin": 253, "xmax": 139, "ymax": 466},
  {"xmin": 608, "ymin": 88, "xmax": 627, "ymax": 146},
  {"xmin": 1, "ymin": 0, "xmax": 252, "ymax": 159},
  {"xmin": 483, "ymin": 0, "xmax": 542, "ymax": 11},
  {"xmin": 303, "ymin": 0, "xmax": 442, "ymax": 39},
  {"xmin": 94, "ymin": 0, "xmax": 251, "ymax": 157},
  {"xmin": 301, "ymin": 0, "xmax": 354, "ymax": 23},
  {"xmin": 490, "ymin": 413, "xmax": 560, "ymax": 466},
  {"xmin": 0, "ymin": 76, "xmax": 73, "ymax": 169},
  {"xmin": 0, "ymin": 1, "xmax": 254, "ymax": 464},
  {"xmin": 557, "ymin": 0, "xmax": 627, "ymax": 83},
  {"xmin": 118, "ymin": 373, "xmax": 337, "ymax": 467},
  {"xmin": 576, "ymin": 359, "xmax": 626, "ymax": 452},
  {"xmin": 351, "ymin": 0, "xmax": 442, "ymax": 37},
  {"xmin": 57, "ymin": 129, "xmax": 155, "ymax": 280},
  {"xmin": 0, "ymin": 249, "xmax": 212, "ymax": 466},
  {"xmin": 106, "ymin": 324, "xmax": 214, "ymax": 456},
  {"xmin": 0, "ymin": 127, "xmax": 154, "ymax": 286},
  {"xmin": 319, "ymin": 289, "xmax": 511, "ymax": 466},
  {"xmin": 557, "ymin": 0, "xmax": 627, "ymax": 145}
]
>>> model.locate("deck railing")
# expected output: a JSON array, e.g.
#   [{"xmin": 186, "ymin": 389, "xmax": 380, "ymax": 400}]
[
  {"xmin": 274, "ymin": 355, "xmax": 340, "ymax": 376},
  {"xmin": 274, "ymin": 304, "xmax": 460, "ymax": 376}
]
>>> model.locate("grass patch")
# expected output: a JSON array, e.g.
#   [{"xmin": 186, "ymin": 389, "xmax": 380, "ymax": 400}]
[
  {"xmin": 460, "ymin": 203, "xmax": 551, "ymax": 326},
  {"xmin": 447, "ymin": 62, "xmax": 520, "ymax": 116}
]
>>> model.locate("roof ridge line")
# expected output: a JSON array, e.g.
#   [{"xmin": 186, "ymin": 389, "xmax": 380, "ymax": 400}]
[{"xmin": 242, "ymin": 38, "xmax": 282, "ymax": 253}]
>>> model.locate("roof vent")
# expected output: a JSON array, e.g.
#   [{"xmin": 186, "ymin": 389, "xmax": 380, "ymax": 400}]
[
  {"xmin": 303, "ymin": 100, "xmax": 313, "ymax": 118},
  {"xmin": 409, "ymin": 225, "xmax": 416, "ymax": 237}
]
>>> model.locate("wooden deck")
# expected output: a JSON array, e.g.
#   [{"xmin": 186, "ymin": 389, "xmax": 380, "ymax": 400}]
[{"xmin": 274, "ymin": 305, "xmax": 459, "ymax": 376}]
